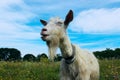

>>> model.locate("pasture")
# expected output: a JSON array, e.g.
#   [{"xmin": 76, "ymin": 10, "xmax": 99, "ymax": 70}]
[{"xmin": 0, "ymin": 59, "xmax": 120, "ymax": 80}]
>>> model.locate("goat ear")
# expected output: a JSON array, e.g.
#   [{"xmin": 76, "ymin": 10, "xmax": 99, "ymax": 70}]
[
  {"xmin": 40, "ymin": 19, "xmax": 47, "ymax": 26},
  {"xmin": 64, "ymin": 10, "xmax": 73, "ymax": 26}
]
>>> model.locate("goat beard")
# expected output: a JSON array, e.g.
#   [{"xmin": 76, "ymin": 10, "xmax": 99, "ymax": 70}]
[{"xmin": 46, "ymin": 36, "xmax": 59, "ymax": 61}]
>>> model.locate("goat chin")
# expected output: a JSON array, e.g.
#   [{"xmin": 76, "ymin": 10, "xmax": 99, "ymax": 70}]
[{"xmin": 46, "ymin": 36, "xmax": 60, "ymax": 61}]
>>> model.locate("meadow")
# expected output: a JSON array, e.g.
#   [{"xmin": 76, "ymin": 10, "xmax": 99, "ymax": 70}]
[{"xmin": 0, "ymin": 59, "xmax": 120, "ymax": 80}]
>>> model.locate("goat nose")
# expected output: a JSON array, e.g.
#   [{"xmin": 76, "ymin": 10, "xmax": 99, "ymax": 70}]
[{"xmin": 42, "ymin": 28, "xmax": 47, "ymax": 31}]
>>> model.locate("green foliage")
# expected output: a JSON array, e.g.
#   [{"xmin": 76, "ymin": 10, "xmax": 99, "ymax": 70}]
[
  {"xmin": 0, "ymin": 61, "xmax": 59, "ymax": 80},
  {"xmin": 94, "ymin": 48, "xmax": 120, "ymax": 59},
  {"xmin": 0, "ymin": 59, "xmax": 120, "ymax": 80},
  {"xmin": 54, "ymin": 54, "xmax": 62, "ymax": 62},
  {"xmin": 0, "ymin": 48, "xmax": 21, "ymax": 61},
  {"xmin": 36, "ymin": 53, "xmax": 48, "ymax": 62},
  {"xmin": 23, "ymin": 54, "xmax": 36, "ymax": 62},
  {"xmin": 99, "ymin": 59, "xmax": 120, "ymax": 80}
]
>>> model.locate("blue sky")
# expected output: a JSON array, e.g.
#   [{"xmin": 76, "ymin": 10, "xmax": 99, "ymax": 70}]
[{"xmin": 0, "ymin": 0, "xmax": 120, "ymax": 57}]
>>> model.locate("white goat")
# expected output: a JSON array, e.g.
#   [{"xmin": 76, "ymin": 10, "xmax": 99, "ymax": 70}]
[{"xmin": 40, "ymin": 10, "xmax": 99, "ymax": 80}]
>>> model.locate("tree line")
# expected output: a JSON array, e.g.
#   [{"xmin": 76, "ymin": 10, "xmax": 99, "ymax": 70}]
[
  {"xmin": 93, "ymin": 48, "xmax": 120, "ymax": 59},
  {"xmin": 0, "ymin": 48, "xmax": 120, "ymax": 62},
  {"xmin": 0, "ymin": 48, "xmax": 48, "ymax": 62}
]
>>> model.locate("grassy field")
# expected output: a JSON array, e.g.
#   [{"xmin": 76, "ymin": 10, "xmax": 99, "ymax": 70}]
[{"xmin": 0, "ymin": 59, "xmax": 120, "ymax": 80}]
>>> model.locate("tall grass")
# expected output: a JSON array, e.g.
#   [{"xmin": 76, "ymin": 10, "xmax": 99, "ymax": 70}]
[
  {"xmin": 100, "ymin": 59, "xmax": 120, "ymax": 80},
  {"xmin": 0, "ymin": 61, "xmax": 59, "ymax": 80},
  {"xmin": 0, "ymin": 59, "xmax": 120, "ymax": 80}
]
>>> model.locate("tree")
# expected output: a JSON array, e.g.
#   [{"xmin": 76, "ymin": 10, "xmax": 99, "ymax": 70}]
[
  {"xmin": 9, "ymin": 48, "xmax": 21, "ymax": 61},
  {"xmin": 93, "ymin": 51, "xmax": 102, "ymax": 59},
  {"xmin": 114, "ymin": 48, "xmax": 120, "ymax": 59},
  {"xmin": 36, "ymin": 53, "xmax": 48, "ymax": 62},
  {"xmin": 0, "ymin": 48, "xmax": 21, "ymax": 61},
  {"xmin": 54, "ymin": 54, "xmax": 62, "ymax": 61},
  {"xmin": 40, "ymin": 53, "xmax": 48, "ymax": 58},
  {"xmin": 93, "ymin": 48, "xmax": 120, "ymax": 59},
  {"xmin": 23, "ymin": 54, "xmax": 36, "ymax": 61}
]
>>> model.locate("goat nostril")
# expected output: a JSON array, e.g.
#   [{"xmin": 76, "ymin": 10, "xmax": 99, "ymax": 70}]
[{"xmin": 42, "ymin": 28, "xmax": 47, "ymax": 31}]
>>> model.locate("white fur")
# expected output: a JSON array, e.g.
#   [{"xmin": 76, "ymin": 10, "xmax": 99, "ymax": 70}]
[
  {"xmin": 59, "ymin": 35, "xmax": 99, "ymax": 80},
  {"xmin": 60, "ymin": 45, "xmax": 99, "ymax": 80},
  {"xmin": 40, "ymin": 11, "xmax": 99, "ymax": 80}
]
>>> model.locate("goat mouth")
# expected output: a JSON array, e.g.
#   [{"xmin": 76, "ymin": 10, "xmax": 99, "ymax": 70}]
[{"xmin": 41, "ymin": 34, "xmax": 49, "ymax": 41}]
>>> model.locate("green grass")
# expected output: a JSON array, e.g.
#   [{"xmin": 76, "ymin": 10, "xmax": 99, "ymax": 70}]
[
  {"xmin": 0, "ymin": 61, "xmax": 59, "ymax": 80},
  {"xmin": 0, "ymin": 59, "xmax": 120, "ymax": 80},
  {"xmin": 100, "ymin": 59, "xmax": 120, "ymax": 80}
]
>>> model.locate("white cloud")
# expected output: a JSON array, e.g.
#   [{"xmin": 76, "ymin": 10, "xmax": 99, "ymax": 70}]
[
  {"xmin": 0, "ymin": 0, "xmax": 36, "ymax": 25},
  {"xmin": 0, "ymin": 21, "xmax": 41, "ymax": 40},
  {"xmin": 0, "ymin": 0, "xmax": 43, "ymax": 56},
  {"xmin": 0, "ymin": 0, "xmax": 39, "ymax": 40},
  {"xmin": 70, "ymin": 8, "xmax": 120, "ymax": 34},
  {"xmin": 0, "ymin": 0, "xmax": 22, "ymax": 8}
]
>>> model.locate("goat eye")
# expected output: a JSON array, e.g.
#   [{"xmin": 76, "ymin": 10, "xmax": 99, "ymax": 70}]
[
  {"xmin": 56, "ymin": 22, "xmax": 63, "ymax": 26},
  {"xmin": 57, "ymin": 22, "xmax": 62, "ymax": 24}
]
